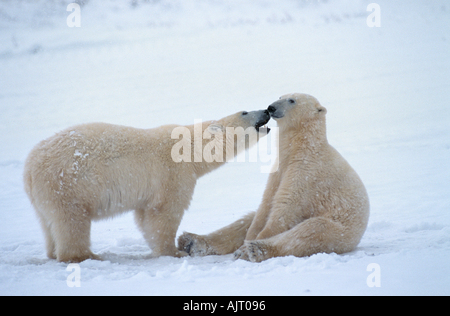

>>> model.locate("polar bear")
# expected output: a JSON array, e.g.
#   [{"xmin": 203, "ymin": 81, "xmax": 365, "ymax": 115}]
[
  {"xmin": 178, "ymin": 93, "xmax": 370, "ymax": 262},
  {"xmin": 24, "ymin": 109, "xmax": 270, "ymax": 263}
]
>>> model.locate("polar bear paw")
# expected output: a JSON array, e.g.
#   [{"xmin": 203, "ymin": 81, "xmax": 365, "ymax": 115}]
[
  {"xmin": 177, "ymin": 232, "xmax": 217, "ymax": 256},
  {"xmin": 234, "ymin": 241, "xmax": 270, "ymax": 263}
]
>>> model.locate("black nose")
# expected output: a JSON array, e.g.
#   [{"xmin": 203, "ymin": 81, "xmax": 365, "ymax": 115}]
[
  {"xmin": 267, "ymin": 105, "xmax": 276, "ymax": 113},
  {"xmin": 263, "ymin": 109, "xmax": 269, "ymax": 115}
]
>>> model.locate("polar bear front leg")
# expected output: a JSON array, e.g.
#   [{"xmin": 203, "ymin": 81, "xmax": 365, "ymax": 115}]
[
  {"xmin": 254, "ymin": 210, "xmax": 296, "ymax": 240},
  {"xmin": 135, "ymin": 207, "xmax": 188, "ymax": 258},
  {"xmin": 245, "ymin": 170, "xmax": 282, "ymax": 240}
]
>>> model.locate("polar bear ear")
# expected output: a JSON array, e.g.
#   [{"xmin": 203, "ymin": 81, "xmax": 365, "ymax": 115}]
[
  {"xmin": 317, "ymin": 106, "xmax": 327, "ymax": 114},
  {"xmin": 206, "ymin": 123, "xmax": 224, "ymax": 134}
]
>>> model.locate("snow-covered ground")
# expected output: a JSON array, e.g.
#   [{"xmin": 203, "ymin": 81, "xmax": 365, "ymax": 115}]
[{"xmin": 1, "ymin": 0, "xmax": 449, "ymax": 296}]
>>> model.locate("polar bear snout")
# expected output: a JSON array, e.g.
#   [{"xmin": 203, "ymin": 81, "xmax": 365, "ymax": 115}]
[
  {"xmin": 267, "ymin": 101, "xmax": 285, "ymax": 119},
  {"xmin": 242, "ymin": 109, "xmax": 270, "ymax": 133},
  {"xmin": 253, "ymin": 109, "xmax": 271, "ymax": 132}
]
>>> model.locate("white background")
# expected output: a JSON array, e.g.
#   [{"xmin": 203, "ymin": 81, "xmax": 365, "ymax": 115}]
[{"xmin": 1, "ymin": 0, "xmax": 449, "ymax": 295}]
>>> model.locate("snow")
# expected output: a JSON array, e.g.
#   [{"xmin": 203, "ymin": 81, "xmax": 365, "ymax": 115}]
[{"xmin": 1, "ymin": 0, "xmax": 450, "ymax": 296}]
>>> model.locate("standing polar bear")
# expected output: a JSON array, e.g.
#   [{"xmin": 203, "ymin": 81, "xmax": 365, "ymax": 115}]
[
  {"xmin": 178, "ymin": 93, "xmax": 370, "ymax": 262},
  {"xmin": 24, "ymin": 109, "xmax": 270, "ymax": 263}
]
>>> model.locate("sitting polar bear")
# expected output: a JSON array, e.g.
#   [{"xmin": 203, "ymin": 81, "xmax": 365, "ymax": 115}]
[
  {"xmin": 178, "ymin": 93, "xmax": 370, "ymax": 262},
  {"xmin": 24, "ymin": 109, "xmax": 270, "ymax": 263}
]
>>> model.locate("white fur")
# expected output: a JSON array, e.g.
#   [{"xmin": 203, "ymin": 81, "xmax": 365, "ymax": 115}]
[
  {"xmin": 178, "ymin": 94, "xmax": 370, "ymax": 262},
  {"xmin": 24, "ymin": 111, "xmax": 267, "ymax": 262}
]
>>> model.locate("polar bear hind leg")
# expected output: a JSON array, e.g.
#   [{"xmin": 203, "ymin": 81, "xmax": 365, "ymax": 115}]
[
  {"xmin": 178, "ymin": 212, "xmax": 256, "ymax": 256},
  {"xmin": 235, "ymin": 217, "xmax": 356, "ymax": 262},
  {"xmin": 49, "ymin": 204, "xmax": 98, "ymax": 263},
  {"xmin": 35, "ymin": 210, "xmax": 56, "ymax": 259}
]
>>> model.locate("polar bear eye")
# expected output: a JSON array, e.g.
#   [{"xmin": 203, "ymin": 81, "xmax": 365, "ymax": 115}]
[
  {"xmin": 241, "ymin": 111, "xmax": 248, "ymax": 116},
  {"xmin": 288, "ymin": 99, "xmax": 295, "ymax": 104}
]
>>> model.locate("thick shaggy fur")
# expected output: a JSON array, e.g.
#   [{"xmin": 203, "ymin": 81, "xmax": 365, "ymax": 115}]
[
  {"xmin": 178, "ymin": 94, "xmax": 370, "ymax": 262},
  {"xmin": 24, "ymin": 110, "xmax": 269, "ymax": 263}
]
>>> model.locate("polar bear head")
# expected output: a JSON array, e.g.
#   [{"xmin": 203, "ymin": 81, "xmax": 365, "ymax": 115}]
[
  {"xmin": 172, "ymin": 109, "xmax": 271, "ymax": 168},
  {"xmin": 268, "ymin": 93, "xmax": 326, "ymax": 122},
  {"xmin": 206, "ymin": 109, "xmax": 271, "ymax": 135},
  {"xmin": 202, "ymin": 109, "xmax": 271, "ymax": 162}
]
